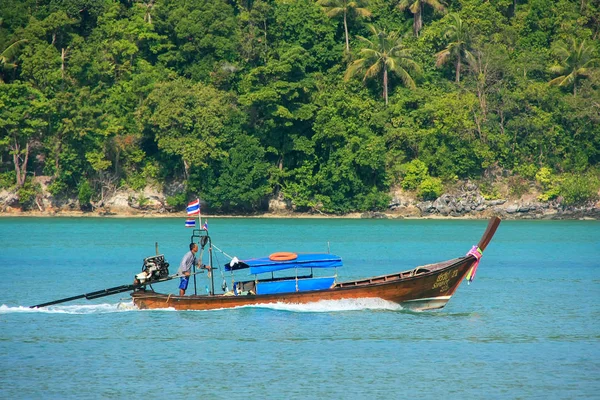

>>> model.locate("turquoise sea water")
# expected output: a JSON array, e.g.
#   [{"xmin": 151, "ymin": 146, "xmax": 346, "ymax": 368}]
[{"xmin": 1, "ymin": 217, "xmax": 599, "ymax": 399}]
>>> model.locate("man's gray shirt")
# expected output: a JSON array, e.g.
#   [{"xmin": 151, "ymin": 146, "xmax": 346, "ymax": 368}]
[{"xmin": 178, "ymin": 251, "xmax": 196, "ymax": 276}]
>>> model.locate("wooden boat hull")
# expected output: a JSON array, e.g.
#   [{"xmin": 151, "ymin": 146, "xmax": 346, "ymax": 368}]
[{"xmin": 131, "ymin": 256, "xmax": 476, "ymax": 311}]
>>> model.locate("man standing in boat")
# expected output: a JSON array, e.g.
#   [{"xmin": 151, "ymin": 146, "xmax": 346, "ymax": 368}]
[{"xmin": 178, "ymin": 243, "xmax": 211, "ymax": 296}]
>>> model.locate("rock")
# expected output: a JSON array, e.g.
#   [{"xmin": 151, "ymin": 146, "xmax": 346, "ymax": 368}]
[
  {"xmin": 432, "ymin": 197, "xmax": 447, "ymax": 211},
  {"xmin": 1, "ymin": 191, "xmax": 19, "ymax": 208},
  {"xmin": 268, "ymin": 197, "xmax": 290, "ymax": 212},
  {"xmin": 360, "ymin": 212, "xmax": 388, "ymax": 219},
  {"xmin": 437, "ymin": 205, "xmax": 451, "ymax": 216},
  {"xmin": 485, "ymin": 199, "xmax": 507, "ymax": 206},
  {"xmin": 505, "ymin": 204, "xmax": 519, "ymax": 213},
  {"xmin": 388, "ymin": 197, "xmax": 401, "ymax": 209},
  {"xmin": 107, "ymin": 191, "xmax": 133, "ymax": 209},
  {"xmin": 465, "ymin": 182, "xmax": 477, "ymax": 191},
  {"xmin": 416, "ymin": 201, "xmax": 434, "ymax": 213}
]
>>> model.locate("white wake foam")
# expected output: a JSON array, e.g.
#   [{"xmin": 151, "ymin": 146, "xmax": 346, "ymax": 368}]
[
  {"xmin": 2, "ymin": 298, "xmax": 404, "ymax": 314},
  {"xmin": 0, "ymin": 301, "xmax": 139, "ymax": 315},
  {"xmin": 241, "ymin": 298, "xmax": 404, "ymax": 312}
]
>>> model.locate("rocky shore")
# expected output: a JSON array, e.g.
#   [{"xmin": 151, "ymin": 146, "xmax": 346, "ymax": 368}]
[
  {"xmin": 382, "ymin": 191, "xmax": 600, "ymax": 220},
  {"xmin": 1, "ymin": 179, "xmax": 598, "ymax": 220}
]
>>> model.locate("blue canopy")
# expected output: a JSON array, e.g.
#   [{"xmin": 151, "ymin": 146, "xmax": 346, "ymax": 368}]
[{"xmin": 225, "ymin": 253, "xmax": 342, "ymax": 274}]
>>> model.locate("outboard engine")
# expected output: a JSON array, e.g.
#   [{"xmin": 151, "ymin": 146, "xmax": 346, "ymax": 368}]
[{"xmin": 135, "ymin": 255, "xmax": 170, "ymax": 284}]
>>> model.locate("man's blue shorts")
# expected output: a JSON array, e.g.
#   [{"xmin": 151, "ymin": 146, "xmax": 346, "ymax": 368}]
[{"xmin": 179, "ymin": 276, "xmax": 189, "ymax": 290}]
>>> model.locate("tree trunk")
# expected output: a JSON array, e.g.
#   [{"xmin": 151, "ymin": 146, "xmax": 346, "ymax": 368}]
[
  {"xmin": 477, "ymin": 80, "xmax": 487, "ymax": 121},
  {"xmin": 383, "ymin": 66, "xmax": 389, "ymax": 105},
  {"xmin": 183, "ymin": 159, "xmax": 190, "ymax": 179},
  {"xmin": 414, "ymin": 4, "xmax": 423, "ymax": 37},
  {"xmin": 274, "ymin": 154, "xmax": 284, "ymax": 197},
  {"xmin": 54, "ymin": 138, "xmax": 62, "ymax": 177},
  {"xmin": 343, "ymin": 9, "xmax": 350, "ymax": 52},
  {"xmin": 263, "ymin": 20, "xmax": 268, "ymax": 61},
  {"xmin": 455, "ymin": 57, "xmax": 461, "ymax": 83},
  {"xmin": 35, "ymin": 196, "xmax": 44, "ymax": 212},
  {"xmin": 499, "ymin": 107, "xmax": 505, "ymax": 136},
  {"xmin": 61, "ymin": 48, "xmax": 66, "ymax": 79},
  {"xmin": 12, "ymin": 139, "xmax": 30, "ymax": 187}
]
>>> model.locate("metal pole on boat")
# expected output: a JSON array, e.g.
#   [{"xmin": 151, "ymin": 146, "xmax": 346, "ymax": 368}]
[
  {"xmin": 193, "ymin": 259, "xmax": 197, "ymax": 295},
  {"xmin": 209, "ymin": 237, "xmax": 215, "ymax": 295},
  {"xmin": 195, "ymin": 207, "xmax": 201, "ymax": 296},
  {"xmin": 194, "ymin": 242, "xmax": 204, "ymax": 296}
]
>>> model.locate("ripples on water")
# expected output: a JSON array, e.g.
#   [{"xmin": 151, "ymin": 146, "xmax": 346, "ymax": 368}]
[{"xmin": 1, "ymin": 218, "xmax": 599, "ymax": 399}]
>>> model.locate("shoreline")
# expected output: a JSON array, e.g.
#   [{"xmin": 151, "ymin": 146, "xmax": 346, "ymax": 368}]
[
  {"xmin": 0, "ymin": 209, "xmax": 597, "ymax": 220},
  {"xmin": 0, "ymin": 210, "xmax": 417, "ymax": 219}
]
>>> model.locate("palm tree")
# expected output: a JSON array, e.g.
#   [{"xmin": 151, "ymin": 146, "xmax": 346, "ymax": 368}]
[
  {"xmin": 318, "ymin": 0, "xmax": 372, "ymax": 53},
  {"xmin": 397, "ymin": 0, "xmax": 446, "ymax": 37},
  {"xmin": 549, "ymin": 38, "xmax": 599, "ymax": 96},
  {"xmin": 435, "ymin": 13, "xmax": 472, "ymax": 84},
  {"xmin": 136, "ymin": 0, "xmax": 155, "ymax": 24},
  {"xmin": 0, "ymin": 39, "xmax": 28, "ymax": 83},
  {"xmin": 344, "ymin": 25, "xmax": 421, "ymax": 105}
]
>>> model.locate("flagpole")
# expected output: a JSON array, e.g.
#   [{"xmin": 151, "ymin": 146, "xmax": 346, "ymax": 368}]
[
  {"xmin": 197, "ymin": 198, "xmax": 201, "ymax": 232},
  {"xmin": 196, "ymin": 198, "xmax": 201, "ymax": 295}
]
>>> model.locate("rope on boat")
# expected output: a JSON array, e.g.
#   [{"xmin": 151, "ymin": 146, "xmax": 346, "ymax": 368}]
[
  {"xmin": 211, "ymin": 245, "xmax": 231, "ymax": 293},
  {"xmin": 211, "ymin": 243, "xmax": 236, "ymax": 293},
  {"xmin": 212, "ymin": 244, "xmax": 234, "ymax": 260}
]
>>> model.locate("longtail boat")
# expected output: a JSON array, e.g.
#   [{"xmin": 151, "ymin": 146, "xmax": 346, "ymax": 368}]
[
  {"xmin": 130, "ymin": 217, "xmax": 501, "ymax": 311},
  {"xmin": 31, "ymin": 217, "xmax": 500, "ymax": 311}
]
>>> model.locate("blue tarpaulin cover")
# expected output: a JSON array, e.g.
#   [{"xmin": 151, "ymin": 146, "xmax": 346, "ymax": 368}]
[
  {"xmin": 256, "ymin": 277, "xmax": 336, "ymax": 295},
  {"xmin": 225, "ymin": 253, "xmax": 343, "ymax": 274}
]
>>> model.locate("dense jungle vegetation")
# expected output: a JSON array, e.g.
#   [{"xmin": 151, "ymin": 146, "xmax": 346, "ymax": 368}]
[{"xmin": 0, "ymin": 0, "xmax": 599, "ymax": 213}]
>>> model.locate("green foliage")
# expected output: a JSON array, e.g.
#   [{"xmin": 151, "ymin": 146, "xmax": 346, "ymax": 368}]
[
  {"xmin": 417, "ymin": 176, "xmax": 443, "ymax": 201},
  {"xmin": 479, "ymin": 181, "xmax": 500, "ymax": 200},
  {"xmin": 559, "ymin": 172, "xmax": 600, "ymax": 206},
  {"xmin": 0, "ymin": 171, "xmax": 15, "ymax": 189},
  {"xmin": 345, "ymin": 25, "xmax": 421, "ymax": 105},
  {"xmin": 202, "ymin": 133, "xmax": 271, "ymax": 212},
  {"xmin": 548, "ymin": 38, "xmax": 599, "ymax": 96},
  {"xmin": 508, "ymin": 176, "xmax": 530, "ymax": 198},
  {"xmin": 400, "ymin": 159, "xmax": 428, "ymax": 190},
  {"xmin": 535, "ymin": 167, "xmax": 553, "ymax": 188},
  {"xmin": 77, "ymin": 180, "xmax": 94, "ymax": 210},
  {"xmin": 47, "ymin": 179, "xmax": 68, "ymax": 197},
  {"xmin": 166, "ymin": 193, "xmax": 186, "ymax": 210},
  {"xmin": 535, "ymin": 166, "xmax": 560, "ymax": 201},
  {"xmin": 538, "ymin": 186, "xmax": 560, "ymax": 202},
  {"xmin": 16, "ymin": 178, "xmax": 41, "ymax": 209},
  {"xmin": 137, "ymin": 194, "xmax": 149, "ymax": 208},
  {"xmin": 125, "ymin": 173, "xmax": 147, "ymax": 192},
  {"xmin": 0, "ymin": 0, "xmax": 597, "ymax": 215},
  {"xmin": 140, "ymin": 79, "xmax": 242, "ymax": 174},
  {"xmin": 514, "ymin": 163, "xmax": 538, "ymax": 180}
]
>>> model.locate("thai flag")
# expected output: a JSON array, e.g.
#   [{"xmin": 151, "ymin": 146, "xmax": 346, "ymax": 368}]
[
  {"xmin": 202, "ymin": 220, "xmax": 208, "ymax": 231},
  {"xmin": 186, "ymin": 199, "xmax": 200, "ymax": 215},
  {"xmin": 185, "ymin": 218, "xmax": 196, "ymax": 228}
]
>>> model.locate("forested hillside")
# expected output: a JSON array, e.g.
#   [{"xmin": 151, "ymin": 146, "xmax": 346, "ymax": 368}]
[{"xmin": 1, "ymin": 0, "xmax": 598, "ymax": 214}]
